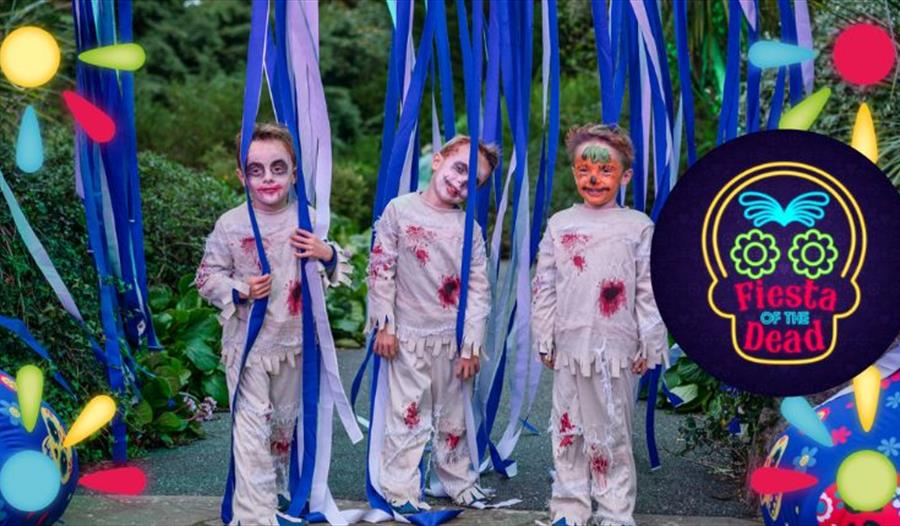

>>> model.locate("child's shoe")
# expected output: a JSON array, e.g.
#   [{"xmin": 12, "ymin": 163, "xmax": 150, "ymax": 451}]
[
  {"xmin": 389, "ymin": 499, "xmax": 431, "ymax": 515},
  {"xmin": 274, "ymin": 511, "xmax": 308, "ymax": 526},
  {"xmin": 452, "ymin": 484, "xmax": 492, "ymax": 508}
]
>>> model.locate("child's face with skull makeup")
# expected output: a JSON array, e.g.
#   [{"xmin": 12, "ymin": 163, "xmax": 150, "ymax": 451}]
[
  {"xmin": 236, "ymin": 139, "xmax": 296, "ymax": 212},
  {"xmin": 428, "ymin": 144, "xmax": 492, "ymax": 207},
  {"xmin": 572, "ymin": 140, "xmax": 632, "ymax": 208}
]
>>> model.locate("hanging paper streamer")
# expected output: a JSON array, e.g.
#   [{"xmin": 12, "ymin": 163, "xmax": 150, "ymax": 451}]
[{"xmin": 71, "ymin": 0, "xmax": 160, "ymax": 464}]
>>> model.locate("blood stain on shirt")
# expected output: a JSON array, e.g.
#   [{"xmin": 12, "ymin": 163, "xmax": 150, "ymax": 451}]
[
  {"xmin": 437, "ymin": 275, "xmax": 461, "ymax": 308},
  {"xmin": 286, "ymin": 279, "xmax": 303, "ymax": 316},
  {"xmin": 598, "ymin": 279, "xmax": 625, "ymax": 317}
]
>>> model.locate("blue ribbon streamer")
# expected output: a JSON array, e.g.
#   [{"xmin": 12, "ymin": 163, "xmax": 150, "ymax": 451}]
[
  {"xmin": 717, "ymin": 0, "xmax": 743, "ymax": 144},
  {"xmin": 626, "ymin": 11, "xmax": 645, "ymax": 212},
  {"xmin": 222, "ymin": 1, "xmax": 275, "ymax": 521},
  {"xmin": 673, "ymin": 0, "xmax": 696, "ymax": 165},
  {"xmin": 72, "ymin": 0, "xmax": 136, "ymax": 465},
  {"xmin": 0, "ymin": 316, "xmax": 73, "ymax": 393},
  {"xmin": 776, "ymin": 0, "xmax": 803, "ymax": 106},
  {"xmin": 767, "ymin": 67, "xmax": 787, "ymax": 130},
  {"xmin": 746, "ymin": 0, "xmax": 761, "ymax": 133}
]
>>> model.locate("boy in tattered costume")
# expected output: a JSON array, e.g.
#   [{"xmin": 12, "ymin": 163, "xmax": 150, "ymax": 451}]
[
  {"xmin": 196, "ymin": 123, "xmax": 351, "ymax": 525},
  {"xmin": 532, "ymin": 125, "xmax": 669, "ymax": 526},
  {"xmin": 366, "ymin": 136, "xmax": 499, "ymax": 512}
]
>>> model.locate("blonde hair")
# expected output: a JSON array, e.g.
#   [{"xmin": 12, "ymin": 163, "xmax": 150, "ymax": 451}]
[
  {"xmin": 234, "ymin": 122, "xmax": 297, "ymax": 169},
  {"xmin": 564, "ymin": 123, "xmax": 634, "ymax": 169},
  {"xmin": 439, "ymin": 135, "xmax": 501, "ymax": 173}
]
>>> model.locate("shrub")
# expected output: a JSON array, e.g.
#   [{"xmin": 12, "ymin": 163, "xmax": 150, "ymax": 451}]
[{"xmin": 0, "ymin": 125, "xmax": 239, "ymax": 460}]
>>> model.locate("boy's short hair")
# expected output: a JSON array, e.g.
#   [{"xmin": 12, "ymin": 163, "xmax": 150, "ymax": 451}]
[
  {"xmin": 234, "ymin": 122, "xmax": 297, "ymax": 169},
  {"xmin": 439, "ymin": 135, "xmax": 501, "ymax": 175},
  {"xmin": 564, "ymin": 124, "xmax": 634, "ymax": 170}
]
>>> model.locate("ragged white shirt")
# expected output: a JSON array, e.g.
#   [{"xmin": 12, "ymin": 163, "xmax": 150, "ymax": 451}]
[
  {"xmin": 196, "ymin": 200, "xmax": 351, "ymax": 372},
  {"xmin": 366, "ymin": 192, "xmax": 490, "ymax": 359},
  {"xmin": 531, "ymin": 204, "xmax": 669, "ymax": 377}
]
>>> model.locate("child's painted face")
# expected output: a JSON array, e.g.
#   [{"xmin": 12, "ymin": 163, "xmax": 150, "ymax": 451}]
[
  {"xmin": 572, "ymin": 140, "xmax": 632, "ymax": 208},
  {"xmin": 237, "ymin": 139, "xmax": 296, "ymax": 212},
  {"xmin": 430, "ymin": 144, "xmax": 492, "ymax": 206}
]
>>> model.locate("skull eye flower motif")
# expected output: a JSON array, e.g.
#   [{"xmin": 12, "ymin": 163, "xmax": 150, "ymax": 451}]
[
  {"xmin": 729, "ymin": 229, "xmax": 780, "ymax": 279},
  {"xmin": 788, "ymin": 229, "xmax": 839, "ymax": 280}
]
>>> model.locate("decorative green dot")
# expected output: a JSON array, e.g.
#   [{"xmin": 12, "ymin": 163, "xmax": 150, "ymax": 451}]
[{"xmin": 835, "ymin": 450, "xmax": 896, "ymax": 512}]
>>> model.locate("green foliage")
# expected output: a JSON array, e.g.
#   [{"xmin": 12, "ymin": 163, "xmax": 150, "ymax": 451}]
[
  {"xmin": 0, "ymin": 0, "xmax": 76, "ymax": 139},
  {"xmin": 137, "ymin": 150, "xmax": 242, "ymax": 284},
  {"xmin": 659, "ymin": 356, "xmax": 720, "ymax": 412},
  {"xmin": 147, "ymin": 275, "xmax": 229, "ymax": 406},
  {"xmin": 662, "ymin": 356, "xmax": 779, "ymax": 481},
  {"xmin": 326, "ymin": 216, "xmax": 371, "ymax": 347},
  {"xmin": 131, "ymin": 275, "xmax": 228, "ymax": 448},
  {"xmin": 0, "ymin": 125, "xmax": 237, "ymax": 460}
]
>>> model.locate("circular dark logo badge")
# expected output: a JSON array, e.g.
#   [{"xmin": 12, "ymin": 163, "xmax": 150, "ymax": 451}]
[{"xmin": 652, "ymin": 130, "xmax": 900, "ymax": 396}]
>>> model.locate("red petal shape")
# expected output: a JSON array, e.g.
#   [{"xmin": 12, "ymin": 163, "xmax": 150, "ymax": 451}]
[
  {"xmin": 78, "ymin": 466, "xmax": 147, "ymax": 495},
  {"xmin": 61, "ymin": 90, "xmax": 116, "ymax": 143},
  {"xmin": 750, "ymin": 467, "xmax": 818, "ymax": 495}
]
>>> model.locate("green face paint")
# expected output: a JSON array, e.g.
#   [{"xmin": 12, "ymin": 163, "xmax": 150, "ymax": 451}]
[{"xmin": 581, "ymin": 144, "xmax": 611, "ymax": 163}]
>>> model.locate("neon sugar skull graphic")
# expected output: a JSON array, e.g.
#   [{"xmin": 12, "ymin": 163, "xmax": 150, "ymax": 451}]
[
  {"xmin": 703, "ymin": 162, "xmax": 866, "ymax": 365},
  {"xmin": 653, "ymin": 130, "xmax": 900, "ymax": 396}
]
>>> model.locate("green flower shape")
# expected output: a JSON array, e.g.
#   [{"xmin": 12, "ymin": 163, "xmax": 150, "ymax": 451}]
[
  {"xmin": 788, "ymin": 228, "xmax": 839, "ymax": 280},
  {"xmin": 729, "ymin": 229, "xmax": 780, "ymax": 279}
]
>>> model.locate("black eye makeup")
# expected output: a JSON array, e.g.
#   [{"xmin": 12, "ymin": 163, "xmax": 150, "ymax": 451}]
[
  {"xmin": 245, "ymin": 159, "xmax": 291, "ymax": 177},
  {"xmin": 246, "ymin": 163, "xmax": 265, "ymax": 177},
  {"xmin": 452, "ymin": 161, "xmax": 469, "ymax": 175},
  {"xmin": 271, "ymin": 160, "xmax": 288, "ymax": 174}
]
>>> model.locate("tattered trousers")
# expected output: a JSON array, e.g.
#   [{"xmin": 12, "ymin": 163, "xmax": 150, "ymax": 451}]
[
  {"xmin": 549, "ymin": 363, "xmax": 639, "ymax": 526},
  {"xmin": 379, "ymin": 342, "xmax": 478, "ymax": 507},
  {"xmin": 225, "ymin": 354, "xmax": 302, "ymax": 526}
]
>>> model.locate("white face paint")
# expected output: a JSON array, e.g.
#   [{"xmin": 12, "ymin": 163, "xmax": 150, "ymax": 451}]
[
  {"xmin": 428, "ymin": 144, "xmax": 492, "ymax": 207},
  {"xmin": 238, "ymin": 139, "xmax": 296, "ymax": 212}
]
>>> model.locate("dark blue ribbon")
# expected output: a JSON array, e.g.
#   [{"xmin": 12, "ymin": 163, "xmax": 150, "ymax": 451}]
[
  {"xmin": 0, "ymin": 316, "xmax": 73, "ymax": 393},
  {"xmin": 221, "ymin": 1, "xmax": 275, "ymax": 522},
  {"xmin": 767, "ymin": 67, "xmax": 787, "ymax": 130},
  {"xmin": 673, "ymin": 0, "xmax": 696, "ymax": 165},
  {"xmin": 71, "ymin": 0, "xmax": 135, "ymax": 465},
  {"xmin": 746, "ymin": 0, "xmax": 761, "ymax": 133},
  {"xmin": 717, "ymin": 0, "xmax": 743, "ymax": 144},
  {"xmin": 776, "ymin": 0, "xmax": 803, "ymax": 106}
]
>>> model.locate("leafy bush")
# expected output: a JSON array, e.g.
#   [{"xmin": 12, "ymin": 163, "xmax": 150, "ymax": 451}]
[
  {"xmin": 130, "ymin": 274, "xmax": 226, "ymax": 449},
  {"xmin": 0, "ymin": 126, "xmax": 238, "ymax": 460},
  {"xmin": 326, "ymin": 216, "xmax": 371, "ymax": 347},
  {"xmin": 138, "ymin": 149, "xmax": 242, "ymax": 285},
  {"xmin": 661, "ymin": 356, "xmax": 779, "ymax": 487}
]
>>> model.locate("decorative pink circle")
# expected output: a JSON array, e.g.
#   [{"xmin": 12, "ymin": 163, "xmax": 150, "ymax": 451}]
[{"xmin": 833, "ymin": 24, "xmax": 896, "ymax": 86}]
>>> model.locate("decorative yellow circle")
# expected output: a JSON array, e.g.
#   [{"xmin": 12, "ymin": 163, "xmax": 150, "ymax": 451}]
[
  {"xmin": 836, "ymin": 450, "xmax": 897, "ymax": 512},
  {"xmin": 0, "ymin": 26, "xmax": 61, "ymax": 88}
]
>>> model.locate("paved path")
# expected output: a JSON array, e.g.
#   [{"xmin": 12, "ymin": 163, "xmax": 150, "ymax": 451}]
[
  {"xmin": 62, "ymin": 496, "xmax": 760, "ymax": 526},
  {"xmin": 61, "ymin": 349, "xmax": 760, "ymax": 525}
]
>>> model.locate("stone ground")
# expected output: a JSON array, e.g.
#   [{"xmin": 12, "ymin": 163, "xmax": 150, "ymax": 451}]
[{"xmin": 60, "ymin": 348, "xmax": 762, "ymax": 525}]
